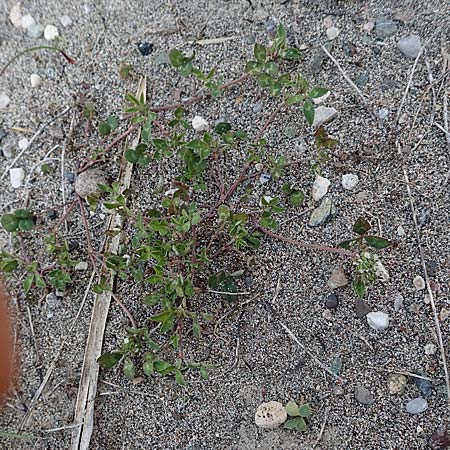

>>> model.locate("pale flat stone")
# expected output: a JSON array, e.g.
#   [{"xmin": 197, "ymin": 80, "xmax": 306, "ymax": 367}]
[
  {"xmin": 312, "ymin": 106, "xmax": 337, "ymax": 128},
  {"xmin": 10, "ymin": 168, "xmax": 25, "ymax": 188},
  {"xmin": 255, "ymin": 401, "xmax": 287, "ymax": 429}
]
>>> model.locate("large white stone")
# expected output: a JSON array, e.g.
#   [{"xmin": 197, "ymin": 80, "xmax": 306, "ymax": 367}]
[
  {"xmin": 367, "ymin": 311, "xmax": 390, "ymax": 331},
  {"xmin": 311, "ymin": 175, "xmax": 331, "ymax": 201},
  {"xmin": 10, "ymin": 168, "xmax": 25, "ymax": 188},
  {"xmin": 191, "ymin": 115, "xmax": 209, "ymax": 131},
  {"xmin": 342, "ymin": 173, "xmax": 359, "ymax": 190},
  {"xmin": 44, "ymin": 25, "xmax": 59, "ymax": 41},
  {"xmin": 255, "ymin": 401, "xmax": 287, "ymax": 429},
  {"xmin": 312, "ymin": 106, "xmax": 337, "ymax": 128},
  {"xmin": 9, "ymin": 3, "xmax": 22, "ymax": 28}
]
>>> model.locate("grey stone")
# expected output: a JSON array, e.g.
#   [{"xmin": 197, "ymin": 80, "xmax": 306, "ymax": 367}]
[
  {"xmin": 312, "ymin": 106, "xmax": 338, "ymax": 128},
  {"xmin": 2, "ymin": 142, "xmax": 14, "ymax": 158},
  {"xmin": 309, "ymin": 197, "xmax": 333, "ymax": 227},
  {"xmin": 252, "ymin": 102, "xmax": 262, "ymax": 113},
  {"xmin": 375, "ymin": 17, "xmax": 398, "ymax": 39},
  {"xmin": 355, "ymin": 385, "xmax": 374, "ymax": 405},
  {"xmin": 415, "ymin": 372, "xmax": 433, "ymax": 398},
  {"xmin": 405, "ymin": 397, "xmax": 428, "ymax": 414},
  {"xmin": 397, "ymin": 35, "xmax": 421, "ymax": 58},
  {"xmin": 310, "ymin": 43, "xmax": 332, "ymax": 75},
  {"xmin": 355, "ymin": 73, "xmax": 369, "ymax": 87},
  {"xmin": 342, "ymin": 173, "xmax": 359, "ymax": 190},
  {"xmin": 378, "ymin": 108, "xmax": 389, "ymax": 119},
  {"xmin": 326, "ymin": 27, "xmax": 340, "ymax": 41},
  {"xmin": 325, "ymin": 293, "xmax": 339, "ymax": 309},
  {"xmin": 393, "ymin": 292, "xmax": 404, "ymax": 312},
  {"xmin": 27, "ymin": 23, "xmax": 45, "ymax": 38},
  {"xmin": 327, "ymin": 267, "xmax": 348, "ymax": 289},
  {"xmin": 154, "ymin": 52, "xmax": 170, "ymax": 66},
  {"xmin": 74, "ymin": 169, "xmax": 106, "ymax": 199},
  {"xmin": 413, "ymin": 275, "xmax": 425, "ymax": 290},
  {"xmin": 355, "ymin": 298, "xmax": 371, "ymax": 317},
  {"xmin": 425, "ymin": 260, "xmax": 438, "ymax": 277}
]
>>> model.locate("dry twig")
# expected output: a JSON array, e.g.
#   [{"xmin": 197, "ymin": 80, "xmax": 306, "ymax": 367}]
[{"xmin": 396, "ymin": 141, "xmax": 450, "ymax": 403}]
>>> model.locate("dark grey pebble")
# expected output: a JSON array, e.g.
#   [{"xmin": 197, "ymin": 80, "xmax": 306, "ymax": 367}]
[
  {"xmin": 137, "ymin": 42, "xmax": 154, "ymax": 56},
  {"xmin": 355, "ymin": 298, "xmax": 371, "ymax": 317},
  {"xmin": 415, "ymin": 372, "xmax": 433, "ymax": 398},
  {"xmin": 47, "ymin": 210, "xmax": 57, "ymax": 220},
  {"xmin": 325, "ymin": 293, "xmax": 339, "ymax": 309},
  {"xmin": 65, "ymin": 172, "xmax": 75, "ymax": 183}
]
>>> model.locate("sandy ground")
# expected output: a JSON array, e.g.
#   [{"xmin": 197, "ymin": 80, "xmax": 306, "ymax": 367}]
[{"xmin": 1, "ymin": 0, "xmax": 450, "ymax": 449}]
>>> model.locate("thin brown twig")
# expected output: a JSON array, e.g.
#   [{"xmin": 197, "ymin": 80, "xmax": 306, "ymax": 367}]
[
  {"xmin": 320, "ymin": 45, "xmax": 373, "ymax": 116},
  {"xmin": 149, "ymin": 73, "xmax": 251, "ymax": 112},
  {"xmin": 110, "ymin": 293, "xmax": 137, "ymax": 328},
  {"xmin": 312, "ymin": 407, "xmax": 330, "ymax": 449},
  {"xmin": 396, "ymin": 141, "xmax": 450, "ymax": 403},
  {"xmin": 77, "ymin": 126, "xmax": 136, "ymax": 174},
  {"xmin": 396, "ymin": 47, "xmax": 424, "ymax": 123},
  {"xmin": 256, "ymin": 224, "xmax": 353, "ymax": 257},
  {"xmin": 52, "ymin": 199, "xmax": 77, "ymax": 234}
]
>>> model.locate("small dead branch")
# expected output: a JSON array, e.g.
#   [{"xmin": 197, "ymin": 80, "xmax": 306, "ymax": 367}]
[
  {"xmin": 312, "ymin": 406, "xmax": 330, "ymax": 449},
  {"xmin": 256, "ymin": 224, "xmax": 353, "ymax": 257},
  {"xmin": 320, "ymin": 45, "xmax": 372, "ymax": 115},
  {"xmin": 279, "ymin": 321, "xmax": 345, "ymax": 382},
  {"xmin": 19, "ymin": 270, "xmax": 96, "ymax": 430},
  {"xmin": 396, "ymin": 141, "xmax": 450, "ymax": 403},
  {"xmin": 396, "ymin": 47, "xmax": 424, "ymax": 123},
  {"xmin": 0, "ymin": 107, "xmax": 70, "ymax": 182},
  {"xmin": 71, "ymin": 77, "xmax": 146, "ymax": 450}
]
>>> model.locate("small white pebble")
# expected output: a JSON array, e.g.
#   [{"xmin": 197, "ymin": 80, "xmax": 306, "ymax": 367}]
[
  {"xmin": 191, "ymin": 115, "xmax": 209, "ymax": 131},
  {"xmin": 0, "ymin": 93, "xmax": 11, "ymax": 109},
  {"xmin": 363, "ymin": 22, "xmax": 374, "ymax": 33},
  {"xmin": 311, "ymin": 174, "xmax": 330, "ymax": 201},
  {"xmin": 59, "ymin": 15, "xmax": 72, "ymax": 27},
  {"xmin": 413, "ymin": 275, "xmax": 425, "ymax": 290},
  {"xmin": 323, "ymin": 16, "xmax": 333, "ymax": 29},
  {"xmin": 424, "ymin": 343, "xmax": 436, "ymax": 355},
  {"xmin": 423, "ymin": 294, "xmax": 431, "ymax": 305},
  {"xmin": 326, "ymin": 27, "xmax": 340, "ymax": 41},
  {"xmin": 30, "ymin": 73, "xmax": 42, "ymax": 88},
  {"xmin": 21, "ymin": 14, "xmax": 36, "ymax": 30},
  {"xmin": 18, "ymin": 137, "xmax": 29, "ymax": 150},
  {"xmin": 397, "ymin": 225, "xmax": 406, "ymax": 236},
  {"xmin": 74, "ymin": 261, "xmax": 88, "ymax": 271},
  {"xmin": 9, "ymin": 3, "xmax": 22, "ymax": 28},
  {"xmin": 342, "ymin": 173, "xmax": 359, "ymax": 190},
  {"xmin": 367, "ymin": 311, "xmax": 390, "ymax": 331},
  {"xmin": 378, "ymin": 108, "xmax": 389, "ymax": 119},
  {"xmin": 440, "ymin": 307, "xmax": 450, "ymax": 322},
  {"xmin": 10, "ymin": 168, "xmax": 25, "ymax": 188},
  {"xmin": 312, "ymin": 91, "xmax": 331, "ymax": 105},
  {"xmin": 44, "ymin": 24, "xmax": 59, "ymax": 41}
]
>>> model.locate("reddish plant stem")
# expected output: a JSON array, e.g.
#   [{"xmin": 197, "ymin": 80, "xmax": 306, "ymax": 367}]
[
  {"xmin": 255, "ymin": 223, "xmax": 354, "ymax": 257},
  {"xmin": 176, "ymin": 318, "xmax": 184, "ymax": 359},
  {"xmin": 77, "ymin": 125, "xmax": 136, "ymax": 174},
  {"xmin": 149, "ymin": 73, "xmax": 251, "ymax": 112},
  {"xmin": 204, "ymin": 101, "xmax": 285, "ymax": 219},
  {"xmin": 52, "ymin": 199, "xmax": 77, "ymax": 234},
  {"xmin": 253, "ymin": 101, "xmax": 285, "ymax": 144},
  {"xmin": 111, "ymin": 293, "xmax": 137, "ymax": 328}
]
